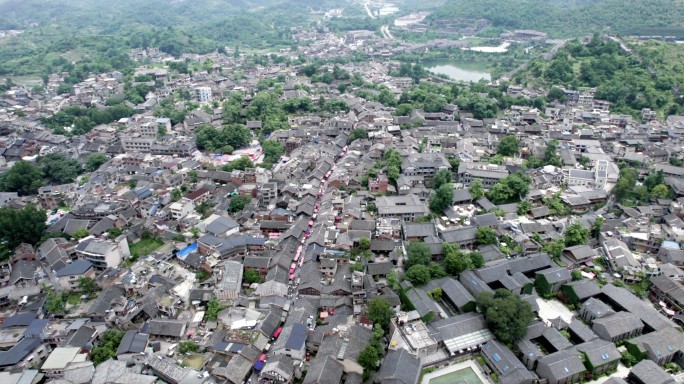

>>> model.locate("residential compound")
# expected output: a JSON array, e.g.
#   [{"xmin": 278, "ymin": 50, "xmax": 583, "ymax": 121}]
[{"xmin": 0, "ymin": 18, "xmax": 684, "ymax": 384}]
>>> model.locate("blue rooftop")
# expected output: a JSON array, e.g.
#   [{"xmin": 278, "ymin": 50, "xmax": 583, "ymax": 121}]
[{"xmin": 177, "ymin": 242, "xmax": 198, "ymax": 258}]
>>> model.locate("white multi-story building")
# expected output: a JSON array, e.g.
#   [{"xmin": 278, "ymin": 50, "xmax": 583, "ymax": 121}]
[{"xmin": 193, "ymin": 86, "xmax": 212, "ymax": 103}]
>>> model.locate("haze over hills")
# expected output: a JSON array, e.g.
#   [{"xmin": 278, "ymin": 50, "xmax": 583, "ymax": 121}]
[{"xmin": 431, "ymin": 0, "xmax": 684, "ymax": 37}]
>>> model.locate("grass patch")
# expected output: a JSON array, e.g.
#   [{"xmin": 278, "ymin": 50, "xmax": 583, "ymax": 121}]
[
  {"xmin": 67, "ymin": 293, "xmax": 81, "ymax": 305},
  {"xmin": 130, "ymin": 237, "xmax": 164, "ymax": 258}
]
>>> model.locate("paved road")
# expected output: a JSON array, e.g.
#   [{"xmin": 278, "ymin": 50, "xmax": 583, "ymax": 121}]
[
  {"xmin": 381, "ymin": 25, "xmax": 394, "ymax": 40},
  {"xmin": 363, "ymin": 2, "xmax": 376, "ymax": 19}
]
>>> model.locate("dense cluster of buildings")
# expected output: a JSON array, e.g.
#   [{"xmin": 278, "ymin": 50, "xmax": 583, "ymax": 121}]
[{"xmin": 0, "ymin": 14, "xmax": 684, "ymax": 384}]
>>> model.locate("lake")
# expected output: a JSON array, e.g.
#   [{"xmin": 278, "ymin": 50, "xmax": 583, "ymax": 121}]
[{"xmin": 424, "ymin": 61, "xmax": 491, "ymax": 82}]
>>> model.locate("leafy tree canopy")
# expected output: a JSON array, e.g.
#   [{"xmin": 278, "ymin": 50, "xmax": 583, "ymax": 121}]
[
  {"xmin": 366, "ymin": 297, "xmax": 395, "ymax": 332},
  {"xmin": 497, "ymin": 135, "xmax": 520, "ymax": 157},
  {"xmin": 0, "ymin": 160, "xmax": 44, "ymax": 196},
  {"xmin": 564, "ymin": 222, "xmax": 589, "ymax": 247},
  {"xmin": 39, "ymin": 153, "xmax": 82, "ymax": 185},
  {"xmin": 0, "ymin": 205, "xmax": 47, "ymax": 256},
  {"xmin": 405, "ymin": 241, "xmax": 432, "ymax": 269},
  {"xmin": 477, "ymin": 289, "xmax": 534, "ymax": 344}
]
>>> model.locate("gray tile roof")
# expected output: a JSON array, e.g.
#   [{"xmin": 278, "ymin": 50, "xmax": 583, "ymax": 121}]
[
  {"xmin": 629, "ymin": 359, "xmax": 675, "ymax": 384},
  {"xmin": 536, "ymin": 350, "xmax": 586, "ymax": 383},
  {"xmin": 426, "ymin": 277, "xmax": 474, "ymax": 309},
  {"xmin": 481, "ymin": 340, "xmax": 535, "ymax": 380},
  {"xmin": 116, "ymin": 330, "xmax": 149, "ymax": 355},
  {"xmin": 64, "ymin": 326, "xmax": 97, "ymax": 348},
  {"xmin": 601, "ymin": 284, "xmax": 674, "ymax": 331},
  {"xmin": 563, "ymin": 279, "xmax": 601, "ymax": 301},
  {"xmin": 87, "ymin": 286, "xmax": 125, "ymax": 316},
  {"xmin": 147, "ymin": 319, "xmax": 186, "ymax": 338},
  {"xmin": 376, "ymin": 348, "xmax": 421, "ymax": 384},
  {"xmin": 459, "ymin": 270, "xmax": 494, "ymax": 297},
  {"xmin": 573, "ymin": 339, "xmax": 620, "ymax": 368},
  {"xmin": 55, "ymin": 260, "xmax": 93, "ymax": 277},
  {"xmin": 536, "ymin": 266, "xmax": 572, "ymax": 285},
  {"xmin": 566, "ymin": 319, "xmax": 598, "ymax": 343},
  {"xmin": 592, "ymin": 311, "xmax": 643, "ymax": 340},
  {"xmin": 440, "ymin": 226, "xmax": 477, "ymax": 243}
]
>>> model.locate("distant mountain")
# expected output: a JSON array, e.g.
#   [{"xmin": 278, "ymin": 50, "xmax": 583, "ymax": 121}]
[
  {"xmin": 431, "ymin": 0, "xmax": 684, "ymax": 37},
  {"xmin": 0, "ymin": 0, "xmax": 334, "ymax": 30}
]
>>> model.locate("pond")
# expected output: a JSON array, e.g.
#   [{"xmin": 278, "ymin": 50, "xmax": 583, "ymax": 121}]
[{"xmin": 423, "ymin": 61, "xmax": 491, "ymax": 82}]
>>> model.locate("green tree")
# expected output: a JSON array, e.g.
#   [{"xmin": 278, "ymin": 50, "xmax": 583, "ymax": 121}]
[
  {"xmin": 0, "ymin": 205, "xmax": 47, "ymax": 252},
  {"xmin": 444, "ymin": 245, "xmax": 472, "ymax": 275},
  {"xmin": 243, "ymin": 269, "xmax": 261, "ymax": 284},
  {"xmin": 366, "ymin": 297, "xmax": 395, "ymax": 332},
  {"xmin": 644, "ymin": 170, "xmax": 665, "ymax": 192},
  {"xmin": 469, "ymin": 179, "xmax": 485, "ymax": 200},
  {"xmin": 430, "ymin": 287, "xmax": 443, "ymax": 301},
  {"xmin": 222, "ymin": 156, "xmax": 254, "ymax": 171},
  {"xmin": 108, "ymin": 227, "xmax": 124, "ymax": 238},
  {"xmin": 179, "ymin": 341, "xmax": 199, "ymax": 354},
  {"xmin": 405, "ymin": 241, "xmax": 431, "ymax": 269},
  {"xmin": 386, "ymin": 270, "xmax": 399, "ymax": 290},
  {"xmin": 517, "ymin": 200, "xmax": 532, "ymax": 215},
  {"xmin": 359, "ymin": 237, "xmax": 371, "ymax": 251},
  {"xmin": 591, "ymin": 217, "xmax": 604, "ymax": 239},
  {"xmin": 432, "ymin": 169, "xmax": 452, "ymax": 190},
  {"xmin": 72, "ymin": 228, "xmax": 90, "ymax": 239},
  {"xmin": 571, "ymin": 269, "xmax": 583, "ymax": 281},
  {"xmin": 91, "ymin": 330, "xmax": 125, "ymax": 365},
  {"xmin": 171, "ymin": 188, "xmax": 182, "ymax": 202},
  {"xmin": 651, "ymin": 184, "xmax": 670, "ymax": 199},
  {"xmin": 405, "ymin": 264, "xmax": 432, "ymax": 285},
  {"xmin": 395, "ymin": 104, "xmax": 413, "ymax": 116},
  {"xmin": 195, "ymin": 270, "xmax": 211, "ymax": 282},
  {"xmin": 85, "ymin": 154, "xmax": 109, "ymax": 172},
  {"xmin": 543, "ymin": 239, "xmax": 565, "ymax": 259},
  {"xmin": 476, "ymin": 227, "xmax": 498, "ymax": 246},
  {"xmin": 614, "ymin": 167, "xmax": 637, "ymax": 202},
  {"xmin": 57, "ymin": 84, "xmax": 73, "ymax": 95},
  {"xmin": 196, "ymin": 124, "xmax": 252, "ymax": 152},
  {"xmin": 45, "ymin": 289, "xmax": 65, "ymax": 314},
  {"xmin": 357, "ymin": 343, "xmax": 380, "ymax": 372},
  {"xmin": 78, "ymin": 277, "xmax": 99, "ymax": 293},
  {"xmin": 429, "ymin": 262, "xmax": 447, "ymax": 279},
  {"xmin": 429, "ymin": 183, "xmax": 453, "ymax": 213},
  {"xmin": 565, "ymin": 222, "xmax": 589, "ymax": 247},
  {"xmin": 621, "ymin": 351, "xmax": 638, "ymax": 368},
  {"xmin": 0, "ymin": 160, "xmax": 44, "ymax": 195},
  {"xmin": 262, "ymin": 140, "xmax": 284, "ymax": 166},
  {"xmin": 129, "ymin": 179, "xmax": 137, "ymax": 189},
  {"xmin": 348, "ymin": 128, "xmax": 368, "ymax": 143},
  {"xmin": 477, "ymin": 289, "xmax": 534, "ymax": 344},
  {"xmin": 40, "ymin": 153, "xmax": 82, "ymax": 184},
  {"xmin": 547, "ymin": 87, "xmax": 567, "ymax": 103},
  {"xmin": 205, "ymin": 298, "xmax": 223, "ymax": 321},
  {"xmin": 497, "ymin": 135, "xmax": 520, "ymax": 156},
  {"xmin": 229, "ymin": 195, "xmax": 251, "ymax": 213},
  {"xmin": 544, "ymin": 140, "xmax": 561, "ymax": 167}
]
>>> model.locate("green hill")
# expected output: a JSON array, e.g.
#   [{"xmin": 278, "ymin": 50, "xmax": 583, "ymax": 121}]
[{"xmin": 430, "ymin": 0, "xmax": 684, "ymax": 37}]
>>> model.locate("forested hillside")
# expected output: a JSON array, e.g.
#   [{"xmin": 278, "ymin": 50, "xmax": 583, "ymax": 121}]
[
  {"xmin": 0, "ymin": 0, "xmax": 345, "ymax": 76},
  {"xmin": 513, "ymin": 36, "xmax": 684, "ymax": 117},
  {"xmin": 431, "ymin": 0, "xmax": 684, "ymax": 37}
]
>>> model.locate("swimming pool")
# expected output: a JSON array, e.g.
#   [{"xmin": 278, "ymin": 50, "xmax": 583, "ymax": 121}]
[{"xmin": 428, "ymin": 367, "xmax": 483, "ymax": 384}]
